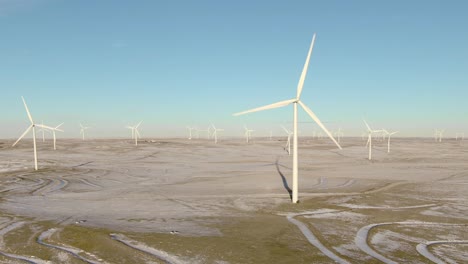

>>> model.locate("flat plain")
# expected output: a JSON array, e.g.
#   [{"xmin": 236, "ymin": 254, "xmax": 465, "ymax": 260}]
[{"xmin": 0, "ymin": 137, "xmax": 466, "ymax": 263}]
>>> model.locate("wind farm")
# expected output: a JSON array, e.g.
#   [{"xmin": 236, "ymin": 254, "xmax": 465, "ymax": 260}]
[{"xmin": 1, "ymin": 1, "xmax": 467, "ymax": 263}]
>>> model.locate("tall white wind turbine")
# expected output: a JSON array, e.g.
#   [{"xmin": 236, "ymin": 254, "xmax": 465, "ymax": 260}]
[
  {"xmin": 126, "ymin": 125, "xmax": 135, "ymax": 139},
  {"xmin": 438, "ymin": 129, "xmax": 444, "ymax": 142},
  {"xmin": 133, "ymin": 121, "xmax": 142, "ymax": 146},
  {"xmin": 49, "ymin": 123, "xmax": 64, "ymax": 150},
  {"xmin": 12, "ymin": 97, "xmax": 54, "ymax": 170},
  {"xmin": 211, "ymin": 124, "xmax": 224, "ymax": 144},
  {"xmin": 233, "ymin": 34, "xmax": 341, "ymax": 203},
  {"xmin": 281, "ymin": 125, "xmax": 293, "ymax": 155},
  {"xmin": 243, "ymin": 125, "xmax": 254, "ymax": 143},
  {"xmin": 364, "ymin": 120, "xmax": 383, "ymax": 160},
  {"xmin": 383, "ymin": 129, "xmax": 398, "ymax": 153},
  {"xmin": 187, "ymin": 126, "xmax": 196, "ymax": 140},
  {"xmin": 80, "ymin": 123, "xmax": 91, "ymax": 140}
]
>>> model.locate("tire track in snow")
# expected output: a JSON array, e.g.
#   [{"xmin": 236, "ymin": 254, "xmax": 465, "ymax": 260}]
[
  {"xmin": 37, "ymin": 228, "xmax": 106, "ymax": 264},
  {"xmin": 355, "ymin": 221, "xmax": 467, "ymax": 264},
  {"xmin": 0, "ymin": 221, "xmax": 50, "ymax": 264},
  {"xmin": 416, "ymin": 240, "xmax": 468, "ymax": 264},
  {"xmin": 110, "ymin": 233, "xmax": 187, "ymax": 264},
  {"xmin": 286, "ymin": 211, "xmax": 351, "ymax": 264}
]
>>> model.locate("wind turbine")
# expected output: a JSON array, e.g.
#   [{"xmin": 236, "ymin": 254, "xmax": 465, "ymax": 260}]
[
  {"xmin": 438, "ymin": 129, "xmax": 445, "ymax": 142},
  {"xmin": 12, "ymin": 97, "xmax": 54, "ymax": 170},
  {"xmin": 383, "ymin": 129, "xmax": 398, "ymax": 153},
  {"xmin": 281, "ymin": 125, "xmax": 293, "ymax": 155},
  {"xmin": 364, "ymin": 120, "xmax": 383, "ymax": 160},
  {"xmin": 79, "ymin": 123, "xmax": 91, "ymax": 140},
  {"xmin": 126, "ymin": 125, "xmax": 135, "ymax": 139},
  {"xmin": 233, "ymin": 34, "xmax": 341, "ymax": 203},
  {"xmin": 244, "ymin": 125, "xmax": 254, "ymax": 143},
  {"xmin": 187, "ymin": 126, "xmax": 196, "ymax": 140},
  {"xmin": 49, "ymin": 123, "xmax": 64, "ymax": 150},
  {"xmin": 335, "ymin": 127, "xmax": 344, "ymax": 143},
  {"xmin": 38, "ymin": 120, "xmax": 46, "ymax": 142},
  {"xmin": 211, "ymin": 124, "xmax": 224, "ymax": 144},
  {"xmin": 126, "ymin": 121, "xmax": 142, "ymax": 146}
]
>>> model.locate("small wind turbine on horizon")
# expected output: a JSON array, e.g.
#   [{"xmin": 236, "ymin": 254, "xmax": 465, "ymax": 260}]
[
  {"xmin": 383, "ymin": 129, "xmax": 399, "ymax": 153},
  {"xmin": 49, "ymin": 123, "xmax": 64, "ymax": 150},
  {"xmin": 244, "ymin": 125, "xmax": 254, "ymax": 143},
  {"xmin": 233, "ymin": 33, "xmax": 341, "ymax": 203},
  {"xmin": 364, "ymin": 120, "xmax": 384, "ymax": 160},
  {"xmin": 126, "ymin": 121, "xmax": 142, "ymax": 146},
  {"xmin": 80, "ymin": 123, "xmax": 91, "ymax": 140},
  {"xmin": 434, "ymin": 129, "xmax": 444, "ymax": 142},
  {"xmin": 12, "ymin": 97, "xmax": 55, "ymax": 170},
  {"xmin": 335, "ymin": 127, "xmax": 344, "ymax": 143},
  {"xmin": 211, "ymin": 124, "xmax": 224, "ymax": 144},
  {"xmin": 281, "ymin": 125, "xmax": 293, "ymax": 156},
  {"xmin": 186, "ymin": 126, "xmax": 196, "ymax": 140}
]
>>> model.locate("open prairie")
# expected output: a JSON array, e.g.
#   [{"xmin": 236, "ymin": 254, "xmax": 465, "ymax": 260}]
[{"xmin": 0, "ymin": 137, "xmax": 466, "ymax": 263}]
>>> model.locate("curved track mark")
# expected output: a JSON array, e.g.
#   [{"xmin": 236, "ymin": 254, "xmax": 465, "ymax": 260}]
[
  {"xmin": 0, "ymin": 221, "xmax": 49, "ymax": 264},
  {"xmin": 286, "ymin": 212, "xmax": 351, "ymax": 264},
  {"xmin": 110, "ymin": 233, "xmax": 187, "ymax": 264},
  {"xmin": 416, "ymin": 240, "xmax": 468, "ymax": 264},
  {"xmin": 32, "ymin": 179, "xmax": 68, "ymax": 196},
  {"xmin": 37, "ymin": 228, "xmax": 105, "ymax": 264},
  {"xmin": 339, "ymin": 203, "xmax": 437, "ymax": 210},
  {"xmin": 355, "ymin": 221, "xmax": 467, "ymax": 264},
  {"xmin": 79, "ymin": 179, "xmax": 102, "ymax": 189}
]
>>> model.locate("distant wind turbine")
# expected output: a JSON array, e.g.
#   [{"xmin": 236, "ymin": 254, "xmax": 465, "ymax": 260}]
[
  {"xmin": 364, "ymin": 120, "xmax": 383, "ymax": 160},
  {"xmin": 126, "ymin": 121, "xmax": 142, "ymax": 146},
  {"xmin": 281, "ymin": 125, "xmax": 293, "ymax": 156},
  {"xmin": 49, "ymin": 123, "xmax": 64, "ymax": 150},
  {"xmin": 211, "ymin": 124, "xmax": 224, "ymax": 144},
  {"xmin": 187, "ymin": 126, "xmax": 196, "ymax": 140},
  {"xmin": 12, "ymin": 97, "xmax": 54, "ymax": 170},
  {"xmin": 383, "ymin": 130, "xmax": 398, "ymax": 153},
  {"xmin": 244, "ymin": 125, "xmax": 254, "ymax": 143},
  {"xmin": 80, "ymin": 123, "xmax": 91, "ymax": 140},
  {"xmin": 233, "ymin": 34, "xmax": 341, "ymax": 203}
]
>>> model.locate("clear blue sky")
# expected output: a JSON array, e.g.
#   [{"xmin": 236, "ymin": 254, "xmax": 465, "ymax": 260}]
[{"xmin": 1, "ymin": 0, "xmax": 467, "ymax": 138}]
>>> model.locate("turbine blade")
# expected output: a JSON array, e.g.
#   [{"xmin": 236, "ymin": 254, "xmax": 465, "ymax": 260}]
[
  {"xmin": 280, "ymin": 125, "xmax": 290, "ymax": 134},
  {"xmin": 363, "ymin": 120, "xmax": 372, "ymax": 131},
  {"xmin": 299, "ymin": 101, "xmax": 342, "ymax": 149},
  {"xmin": 55, "ymin": 123, "xmax": 64, "ymax": 129},
  {"xmin": 233, "ymin": 98, "xmax": 296, "ymax": 116},
  {"xmin": 36, "ymin": 124, "xmax": 54, "ymax": 130},
  {"xmin": 21, "ymin": 96, "xmax": 34, "ymax": 124},
  {"xmin": 12, "ymin": 125, "xmax": 33, "ymax": 147},
  {"xmin": 296, "ymin": 33, "xmax": 316, "ymax": 99},
  {"xmin": 136, "ymin": 121, "xmax": 142, "ymax": 128}
]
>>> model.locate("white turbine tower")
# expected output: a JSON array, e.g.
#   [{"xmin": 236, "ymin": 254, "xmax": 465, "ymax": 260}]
[
  {"xmin": 126, "ymin": 121, "xmax": 142, "ymax": 146},
  {"xmin": 133, "ymin": 121, "xmax": 142, "ymax": 146},
  {"xmin": 126, "ymin": 125, "xmax": 135, "ymax": 139},
  {"xmin": 437, "ymin": 129, "xmax": 444, "ymax": 142},
  {"xmin": 211, "ymin": 124, "xmax": 224, "ymax": 144},
  {"xmin": 335, "ymin": 127, "xmax": 344, "ymax": 143},
  {"xmin": 233, "ymin": 34, "xmax": 341, "ymax": 203},
  {"xmin": 12, "ymin": 97, "xmax": 54, "ymax": 170},
  {"xmin": 80, "ymin": 123, "xmax": 91, "ymax": 140},
  {"xmin": 243, "ymin": 126, "xmax": 254, "ymax": 143},
  {"xmin": 364, "ymin": 120, "xmax": 383, "ymax": 161},
  {"xmin": 383, "ymin": 130, "xmax": 399, "ymax": 153},
  {"xmin": 50, "ymin": 123, "xmax": 64, "ymax": 150},
  {"xmin": 281, "ymin": 125, "xmax": 293, "ymax": 156},
  {"xmin": 187, "ymin": 126, "xmax": 196, "ymax": 140},
  {"xmin": 39, "ymin": 120, "xmax": 46, "ymax": 142}
]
